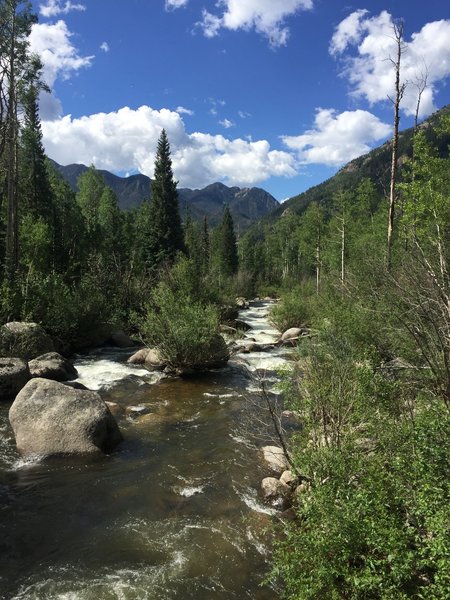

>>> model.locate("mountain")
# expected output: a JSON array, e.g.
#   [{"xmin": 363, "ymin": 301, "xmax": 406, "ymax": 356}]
[
  {"xmin": 269, "ymin": 103, "xmax": 450, "ymax": 220},
  {"xmin": 49, "ymin": 160, "xmax": 279, "ymax": 231}
]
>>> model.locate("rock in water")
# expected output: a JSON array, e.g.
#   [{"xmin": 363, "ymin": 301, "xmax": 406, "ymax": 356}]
[
  {"xmin": 9, "ymin": 378, "xmax": 123, "ymax": 458},
  {"xmin": 28, "ymin": 352, "xmax": 78, "ymax": 382},
  {"xmin": 262, "ymin": 445, "xmax": 289, "ymax": 476},
  {"xmin": 0, "ymin": 322, "xmax": 55, "ymax": 360},
  {"xmin": 0, "ymin": 358, "xmax": 31, "ymax": 400},
  {"xmin": 261, "ymin": 477, "xmax": 291, "ymax": 511}
]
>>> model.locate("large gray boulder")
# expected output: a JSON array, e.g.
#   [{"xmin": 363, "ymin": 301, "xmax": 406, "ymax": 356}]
[
  {"xmin": 9, "ymin": 378, "xmax": 122, "ymax": 457},
  {"xmin": 109, "ymin": 330, "xmax": 136, "ymax": 348},
  {"xmin": 0, "ymin": 322, "xmax": 55, "ymax": 360},
  {"xmin": 262, "ymin": 445, "xmax": 289, "ymax": 476},
  {"xmin": 0, "ymin": 358, "xmax": 30, "ymax": 400},
  {"xmin": 28, "ymin": 352, "xmax": 78, "ymax": 382}
]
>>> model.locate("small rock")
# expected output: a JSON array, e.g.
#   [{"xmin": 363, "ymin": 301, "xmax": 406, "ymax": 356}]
[
  {"xmin": 294, "ymin": 482, "xmax": 310, "ymax": 500},
  {"xmin": 0, "ymin": 358, "xmax": 30, "ymax": 400},
  {"xmin": 233, "ymin": 319, "xmax": 252, "ymax": 332},
  {"xmin": 262, "ymin": 445, "xmax": 289, "ymax": 476},
  {"xmin": 281, "ymin": 327, "xmax": 302, "ymax": 342},
  {"xmin": 235, "ymin": 297, "xmax": 249, "ymax": 309},
  {"xmin": 125, "ymin": 405, "xmax": 151, "ymax": 418},
  {"xmin": 28, "ymin": 352, "xmax": 78, "ymax": 382},
  {"xmin": 280, "ymin": 470, "xmax": 297, "ymax": 488},
  {"xmin": 261, "ymin": 477, "xmax": 291, "ymax": 511}
]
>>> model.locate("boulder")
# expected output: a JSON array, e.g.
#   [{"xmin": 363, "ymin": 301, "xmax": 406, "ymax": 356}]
[
  {"xmin": 145, "ymin": 348, "xmax": 167, "ymax": 371},
  {"xmin": 262, "ymin": 445, "xmax": 289, "ymax": 476},
  {"xmin": 0, "ymin": 358, "xmax": 30, "ymax": 400},
  {"xmin": 105, "ymin": 401, "xmax": 124, "ymax": 418},
  {"xmin": 220, "ymin": 305, "xmax": 239, "ymax": 323},
  {"xmin": 127, "ymin": 348, "xmax": 150, "ymax": 364},
  {"xmin": 110, "ymin": 330, "xmax": 136, "ymax": 348},
  {"xmin": 0, "ymin": 322, "xmax": 54, "ymax": 360},
  {"xmin": 281, "ymin": 327, "xmax": 302, "ymax": 340},
  {"xmin": 28, "ymin": 352, "xmax": 78, "ymax": 382},
  {"xmin": 9, "ymin": 378, "xmax": 122, "ymax": 458},
  {"xmin": 261, "ymin": 477, "xmax": 291, "ymax": 511}
]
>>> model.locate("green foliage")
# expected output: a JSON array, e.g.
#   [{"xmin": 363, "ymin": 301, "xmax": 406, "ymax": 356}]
[
  {"xmin": 145, "ymin": 129, "xmax": 184, "ymax": 270},
  {"xmin": 270, "ymin": 280, "xmax": 317, "ymax": 331},
  {"xmin": 137, "ymin": 259, "xmax": 227, "ymax": 370}
]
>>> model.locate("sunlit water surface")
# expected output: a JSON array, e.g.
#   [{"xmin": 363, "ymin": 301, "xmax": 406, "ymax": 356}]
[{"xmin": 0, "ymin": 301, "xmax": 292, "ymax": 599}]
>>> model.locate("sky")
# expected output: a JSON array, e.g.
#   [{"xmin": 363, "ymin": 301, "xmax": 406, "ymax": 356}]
[{"xmin": 28, "ymin": 0, "xmax": 450, "ymax": 201}]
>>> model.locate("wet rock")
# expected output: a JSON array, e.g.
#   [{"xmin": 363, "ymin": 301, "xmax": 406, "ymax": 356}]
[
  {"xmin": 28, "ymin": 352, "xmax": 78, "ymax": 382},
  {"xmin": 261, "ymin": 477, "xmax": 291, "ymax": 511},
  {"xmin": 280, "ymin": 470, "xmax": 298, "ymax": 488},
  {"xmin": 125, "ymin": 405, "xmax": 151, "ymax": 418},
  {"xmin": 105, "ymin": 401, "xmax": 124, "ymax": 418},
  {"xmin": 233, "ymin": 319, "xmax": 252, "ymax": 332},
  {"xmin": 281, "ymin": 410, "xmax": 303, "ymax": 431},
  {"xmin": 0, "ymin": 358, "xmax": 30, "ymax": 400},
  {"xmin": 262, "ymin": 445, "xmax": 289, "ymax": 476},
  {"xmin": 127, "ymin": 348, "xmax": 150, "ymax": 364},
  {"xmin": 0, "ymin": 322, "xmax": 55, "ymax": 360},
  {"xmin": 110, "ymin": 330, "xmax": 136, "ymax": 348},
  {"xmin": 235, "ymin": 297, "xmax": 249, "ymax": 309},
  {"xmin": 63, "ymin": 381, "xmax": 88, "ymax": 390},
  {"xmin": 9, "ymin": 378, "xmax": 123, "ymax": 458},
  {"xmin": 145, "ymin": 348, "xmax": 167, "ymax": 371}
]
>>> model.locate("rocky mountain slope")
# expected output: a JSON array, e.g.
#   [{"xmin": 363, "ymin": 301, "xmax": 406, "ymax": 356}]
[{"xmin": 50, "ymin": 160, "xmax": 279, "ymax": 231}]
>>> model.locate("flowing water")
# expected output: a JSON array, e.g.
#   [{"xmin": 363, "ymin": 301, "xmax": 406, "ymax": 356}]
[{"xmin": 0, "ymin": 301, "xmax": 293, "ymax": 600}]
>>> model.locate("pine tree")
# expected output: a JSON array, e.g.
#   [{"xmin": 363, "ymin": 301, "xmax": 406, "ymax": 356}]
[
  {"xmin": 217, "ymin": 205, "xmax": 238, "ymax": 277},
  {"xmin": 146, "ymin": 129, "xmax": 184, "ymax": 269}
]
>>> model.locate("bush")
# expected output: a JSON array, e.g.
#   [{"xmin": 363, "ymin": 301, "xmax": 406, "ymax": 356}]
[
  {"xmin": 270, "ymin": 280, "xmax": 317, "ymax": 331},
  {"xmin": 138, "ymin": 281, "xmax": 229, "ymax": 371}
]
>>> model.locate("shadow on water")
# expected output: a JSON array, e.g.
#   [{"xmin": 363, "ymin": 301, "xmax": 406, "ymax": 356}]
[{"xmin": 0, "ymin": 301, "xmax": 287, "ymax": 600}]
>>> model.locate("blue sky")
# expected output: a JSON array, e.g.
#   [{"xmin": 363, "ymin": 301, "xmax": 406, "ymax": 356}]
[{"xmin": 29, "ymin": 0, "xmax": 450, "ymax": 201}]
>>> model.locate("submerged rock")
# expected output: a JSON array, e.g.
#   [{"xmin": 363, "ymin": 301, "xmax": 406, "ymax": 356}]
[
  {"xmin": 0, "ymin": 322, "xmax": 55, "ymax": 360},
  {"xmin": 9, "ymin": 378, "xmax": 122, "ymax": 458},
  {"xmin": 28, "ymin": 352, "xmax": 78, "ymax": 382},
  {"xmin": 262, "ymin": 445, "xmax": 289, "ymax": 476},
  {"xmin": 0, "ymin": 358, "xmax": 30, "ymax": 400}
]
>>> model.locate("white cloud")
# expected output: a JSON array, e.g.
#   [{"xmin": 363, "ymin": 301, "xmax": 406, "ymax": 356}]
[
  {"xmin": 197, "ymin": 0, "xmax": 314, "ymax": 48},
  {"xmin": 100, "ymin": 42, "xmax": 110, "ymax": 53},
  {"xmin": 238, "ymin": 110, "xmax": 251, "ymax": 119},
  {"xmin": 282, "ymin": 108, "xmax": 390, "ymax": 166},
  {"xmin": 176, "ymin": 106, "xmax": 194, "ymax": 116},
  {"xmin": 165, "ymin": 0, "xmax": 189, "ymax": 9},
  {"xmin": 331, "ymin": 11, "xmax": 450, "ymax": 117},
  {"xmin": 39, "ymin": 0, "xmax": 86, "ymax": 18},
  {"xmin": 41, "ymin": 105, "xmax": 297, "ymax": 188},
  {"xmin": 29, "ymin": 20, "xmax": 94, "ymax": 120},
  {"xmin": 220, "ymin": 118, "xmax": 235, "ymax": 129}
]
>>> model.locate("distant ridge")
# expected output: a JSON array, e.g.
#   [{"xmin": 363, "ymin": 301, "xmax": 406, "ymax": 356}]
[
  {"xmin": 49, "ymin": 160, "xmax": 279, "ymax": 231},
  {"xmin": 269, "ymin": 104, "xmax": 450, "ymax": 220}
]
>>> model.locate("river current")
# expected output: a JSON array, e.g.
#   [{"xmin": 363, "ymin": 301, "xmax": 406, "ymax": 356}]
[{"xmin": 0, "ymin": 301, "xmax": 292, "ymax": 599}]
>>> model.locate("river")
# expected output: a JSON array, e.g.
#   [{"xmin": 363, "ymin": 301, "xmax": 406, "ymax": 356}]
[{"xmin": 0, "ymin": 300, "xmax": 293, "ymax": 600}]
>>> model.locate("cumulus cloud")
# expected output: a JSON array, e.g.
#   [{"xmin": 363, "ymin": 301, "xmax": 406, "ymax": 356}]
[
  {"xmin": 41, "ymin": 105, "xmax": 297, "ymax": 188},
  {"xmin": 39, "ymin": 0, "xmax": 86, "ymax": 18},
  {"xmin": 330, "ymin": 10, "xmax": 450, "ymax": 117},
  {"xmin": 197, "ymin": 0, "xmax": 314, "ymax": 48},
  {"xmin": 282, "ymin": 108, "xmax": 390, "ymax": 166},
  {"xmin": 29, "ymin": 20, "xmax": 94, "ymax": 119},
  {"xmin": 100, "ymin": 42, "xmax": 110, "ymax": 53}
]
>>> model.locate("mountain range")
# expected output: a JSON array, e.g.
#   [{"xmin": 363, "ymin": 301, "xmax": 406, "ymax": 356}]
[{"xmin": 49, "ymin": 160, "xmax": 279, "ymax": 231}]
